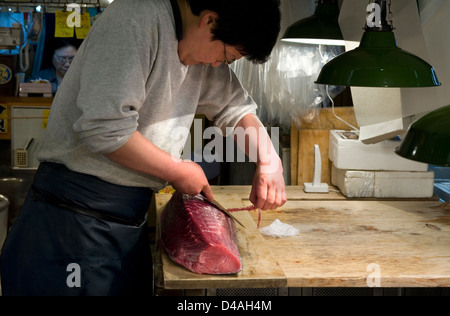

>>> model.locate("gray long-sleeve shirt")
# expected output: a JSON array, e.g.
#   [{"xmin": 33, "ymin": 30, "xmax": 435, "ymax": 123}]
[{"xmin": 38, "ymin": 0, "xmax": 257, "ymax": 190}]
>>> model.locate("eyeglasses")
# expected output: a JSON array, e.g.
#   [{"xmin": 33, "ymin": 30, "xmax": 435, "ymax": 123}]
[
  {"xmin": 220, "ymin": 44, "xmax": 236, "ymax": 65},
  {"xmin": 54, "ymin": 55, "xmax": 75, "ymax": 64}
]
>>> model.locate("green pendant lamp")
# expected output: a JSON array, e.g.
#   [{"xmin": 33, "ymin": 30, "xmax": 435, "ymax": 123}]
[
  {"xmin": 282, "ymin": 0, "xmax": 345, "ymax": 46},
  {"xmin": 315, "ymin": 0, "xmax": 441, "ymax": 87},
  {"xmin": 396, "ymin": 105, "xmax": 450, "ymax": 167}
]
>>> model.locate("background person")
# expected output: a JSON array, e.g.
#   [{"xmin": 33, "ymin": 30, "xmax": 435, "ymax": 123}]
[{"xmin": 28, "ymin": 38, "xmax": 80, "ymax": 94}]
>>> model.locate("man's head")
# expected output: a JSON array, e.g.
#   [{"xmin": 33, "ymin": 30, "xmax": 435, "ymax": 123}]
[{"xmin": 178, "ymin": 0, "xmax": 281, "ymax": 66}]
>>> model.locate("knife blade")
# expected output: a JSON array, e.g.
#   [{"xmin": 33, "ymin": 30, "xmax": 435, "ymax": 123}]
[
  {"xmin": 201, "ymin": 193, "xmax": 245, "ymax": 228},
  {"xmin": 211, "ymin": 198, "xmax": 246, "ymax": 228}
]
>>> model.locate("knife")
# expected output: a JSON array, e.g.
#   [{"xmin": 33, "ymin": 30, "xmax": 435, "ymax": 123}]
[{"xmin": 201, "ymin": 193, "xmax": 245, "ymax": 228}]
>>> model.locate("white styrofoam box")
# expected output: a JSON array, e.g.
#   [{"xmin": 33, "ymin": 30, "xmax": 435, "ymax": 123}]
[
  {"xmin": 331, "ymin": 165, "xmax": 435, "ymax": 199},
  {"xmin": 329, "ymin": 130, "xmax": 429, "ymax": 172},
  {"xmin": 11, "ymin": 106, "xmax": 51, "ymax": 170}
]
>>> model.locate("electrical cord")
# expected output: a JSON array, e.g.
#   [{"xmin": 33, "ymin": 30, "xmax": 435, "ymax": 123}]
[{"xmin": 327, "ymin": 85, "xmax": 359, "ymax": 132}]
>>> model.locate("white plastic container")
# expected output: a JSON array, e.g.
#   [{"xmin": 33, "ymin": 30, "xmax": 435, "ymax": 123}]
[{"xmin": 329, "ymin": 130, "xmax": 429, "ymax": 172}]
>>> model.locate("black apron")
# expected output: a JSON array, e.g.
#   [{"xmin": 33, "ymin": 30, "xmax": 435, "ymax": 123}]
[{"xmin": 0, "ymin": 163, "xmax": 153, "ymax": 296}]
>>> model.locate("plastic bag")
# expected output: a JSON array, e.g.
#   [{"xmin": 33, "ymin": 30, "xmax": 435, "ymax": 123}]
[
  {"xmin": 231, "ymin": 42, "xmax": 345, "ymax": 130},
  {"xmin": 259, "ymin": 219, "xmax": 300, "ymax": 238}
]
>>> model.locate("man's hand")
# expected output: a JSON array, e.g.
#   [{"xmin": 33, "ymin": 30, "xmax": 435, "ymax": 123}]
[
  {"xmin": 250, "ymin": 158, "xmax": 287, "ymax": 210},
  {"xmin": 169, "ymin": 160, "xmax": 214, "ymax": 201},
  {"xmin": 235, "ymin": 114, "xmax": 287, "ymax": 210}
]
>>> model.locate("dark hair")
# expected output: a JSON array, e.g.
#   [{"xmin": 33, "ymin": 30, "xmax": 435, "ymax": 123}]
[
  {"xmin": 187, "ymin": 0, "xmax": 281, "ymax": 64},
  {"xmin": 40, "ymin": 37, "xmax": 82, "ymax": 70},
  {"xmin": 52, "ymin": 38, "xmax": 81, "ymax": 52}
]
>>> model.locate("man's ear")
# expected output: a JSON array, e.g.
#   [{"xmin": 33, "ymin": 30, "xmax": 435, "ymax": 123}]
[{"xmin": 200, "ymin": 11, "xmax": 218, "ymax": 29}]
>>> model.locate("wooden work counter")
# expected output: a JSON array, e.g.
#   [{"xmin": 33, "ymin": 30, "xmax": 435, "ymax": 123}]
[{"xmin": 154, "ymin": 186, "xmax": 450, "ymax": 290}]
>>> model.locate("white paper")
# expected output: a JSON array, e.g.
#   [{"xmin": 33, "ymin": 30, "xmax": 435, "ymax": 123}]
[{"xmin": 259, "ymin": 219, "xmax": 300, "ymax": 239}]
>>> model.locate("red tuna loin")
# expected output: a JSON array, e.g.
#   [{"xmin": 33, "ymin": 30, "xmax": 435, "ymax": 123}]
[{"xmin": 160, "ymin": 192, "xmax": 242, "ymax": 275}]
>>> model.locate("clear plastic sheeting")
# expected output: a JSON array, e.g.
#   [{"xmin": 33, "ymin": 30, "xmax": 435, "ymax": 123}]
[
  {"xmin": 228, "ymin": 0, "xmax": 346, "ymax": 130},
  {"xmin": 232, "ymin": 42, "xmax": 345, "ymax": 130}
]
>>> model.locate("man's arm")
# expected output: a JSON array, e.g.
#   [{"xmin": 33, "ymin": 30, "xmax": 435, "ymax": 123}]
[
  {"xmin": 106, "ymin": 131, "xmax": 214, "ymax": 201},
  {"xmin": 235, "ymin": 113, "xmax": 287, "ymax": 210}
]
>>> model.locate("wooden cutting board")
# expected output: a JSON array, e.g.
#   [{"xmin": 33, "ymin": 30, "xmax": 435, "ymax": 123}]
[
  {"xmin": 154, "ymin": 193, "xmax": 286, "ymax": 290},
  {"xmin": 154, "ymin": 186, "xmax": 450, "ymax": 289},
  {"xmin": 244, "ymin": 199, "xmax": 450, "ymax": 288}
]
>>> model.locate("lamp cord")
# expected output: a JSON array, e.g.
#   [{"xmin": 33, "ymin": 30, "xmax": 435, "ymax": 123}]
[
  {"xmin": 388, "ymin": 0, "xmax": 394, "ymax": 29},
  {"xmin": 326, "ymin": 85, "xmax": 359, "ymax": 132}
]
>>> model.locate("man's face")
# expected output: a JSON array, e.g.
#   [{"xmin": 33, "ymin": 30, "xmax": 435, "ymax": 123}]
[{"xmin": 177, "ymin": 11, "xmax": 243, "ymax": 67}]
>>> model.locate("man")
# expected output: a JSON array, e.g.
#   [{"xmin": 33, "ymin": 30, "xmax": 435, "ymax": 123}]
[{"xmin": 1, "ymin": 0, "xmax": 286, "ymax": 295}]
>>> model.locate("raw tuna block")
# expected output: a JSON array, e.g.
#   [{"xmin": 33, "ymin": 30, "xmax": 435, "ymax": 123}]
[{"xmin": 160, "ymin": 192, "xmax": 242, "ymax": 275}]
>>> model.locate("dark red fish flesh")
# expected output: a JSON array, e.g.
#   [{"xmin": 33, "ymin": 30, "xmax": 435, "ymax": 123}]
[{"xmin": 160, "ymin": 192, "xmax": 242, "ymax": 275}]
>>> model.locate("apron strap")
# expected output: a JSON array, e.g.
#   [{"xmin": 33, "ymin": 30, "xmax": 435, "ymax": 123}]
[{"xmin": 31, "ymin": 185, "xmax": 147, "ymax": 227}]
